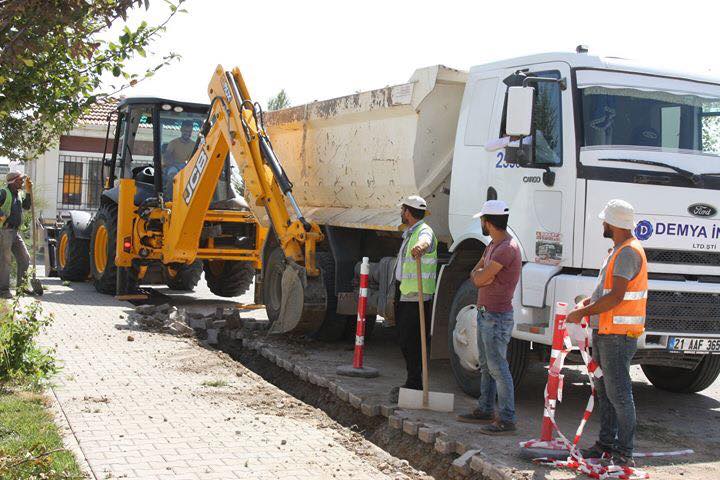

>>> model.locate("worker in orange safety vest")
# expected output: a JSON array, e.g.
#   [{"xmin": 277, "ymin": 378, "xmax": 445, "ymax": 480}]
[{"xmin": 567, "ymin": 199, "xmax": 648, "ymax": 467}]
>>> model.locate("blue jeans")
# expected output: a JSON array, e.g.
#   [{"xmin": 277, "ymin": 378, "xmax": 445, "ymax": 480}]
[
  {"xmin": 476, "ymin": 310, "xmax": 515, "ymax": 423},
  {"xmin": 592, "ymin": 331, "xmax": 638, "ymax": 456}
]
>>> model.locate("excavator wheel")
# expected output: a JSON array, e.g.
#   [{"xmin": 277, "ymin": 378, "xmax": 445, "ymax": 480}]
[
  {"xmin": 57, "ymin": 222, "xmax": 90, "ymax": 281},
  {"xmin": 89, "ymin": 203, "xmax": 136, "ymax": 294},
  {"xmin": 203, "ymin": 260, "xmax": 254, "ymax": 297},
  {"xmin": 311, "ymin": 252, "xmax": 347, "ymax": 341},
  {"xmin": 263, "ymin": 246, "xmax": 329, "ymax": 336},
  {"xmin": 164, "ymin": 261, "xmax": 203, "ymax": 291}
]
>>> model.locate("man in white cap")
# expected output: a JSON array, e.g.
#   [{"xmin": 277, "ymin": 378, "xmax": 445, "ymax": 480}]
[
  {"xmin": 389, "ymin": 195, "xmax": 437, "ymax": 403},
  {"xmin": 0, "ymin": 171, "xmax": 32, "ymax": 298},
  {"xmin": 457, "ymin": 200, "xmax": 521, "ymax": 435},
  {"xmin": 566, "ymin": 199, "xmax": 648, "ymax": 466}
]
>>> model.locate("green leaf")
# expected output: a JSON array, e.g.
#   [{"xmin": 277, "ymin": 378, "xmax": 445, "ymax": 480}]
[
  {"xmin": 137, "ymin": 47, "xmax": 146, "ymax": 58},
  {"xmin": 112, "ymin": 66, "xmax": 121, "ymax": 77},
  {"xmin": 0, "ymin": 77, "xmax": 6, "ymax": 85}
]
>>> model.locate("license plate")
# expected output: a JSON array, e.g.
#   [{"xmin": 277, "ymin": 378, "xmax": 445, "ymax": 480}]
[{"xmin": 667, "ymin": 336, "xmax": 720, "ymax": 353}]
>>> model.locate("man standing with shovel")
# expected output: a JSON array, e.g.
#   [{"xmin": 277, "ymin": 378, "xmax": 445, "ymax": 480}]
[
  {"xmin": 0, "ymin": 171, "xmax": 32, "ymax": 299},
  {"xmin": 389, "ymin": 195, "xmax": 437, "ymax": 404},
  {"xmin": 458, "ymin": 200, "xmax": 521, "ymax": 435}
]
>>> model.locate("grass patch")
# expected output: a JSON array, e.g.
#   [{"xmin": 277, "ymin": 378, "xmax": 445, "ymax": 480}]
[
  {"xmin": 0, "ymin": 386, "xmax": 83, "ymax": 479},
  {"xmin": 201, "ymin": 379, "xmax": 228, "ymax": 388}
]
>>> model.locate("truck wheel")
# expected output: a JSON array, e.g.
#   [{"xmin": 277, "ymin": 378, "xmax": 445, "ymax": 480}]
[
  {"xmin": 312, "ymin": 252, "xmax": 347, "ymax": 341},
  {"xmin": 203, "ymin": 260, "xmax": 254, "ymax": 297},
  {"xmin": 164, "ymin": 261, "xmax": 203, "ymax": 291},
  {"xmin": 447, "ymin": 279, "xmax": 529, "ymax": 397},
  {"xmin": 641, "ymin": 356, "xmax": 720, "ymax": 393},
  {"xmin": 89, "ymin": 203, "xmax": 136, "ymax": 294},
  {"xmin": 57, "ymin": 222, "xmax": 90, "ymax": 281}
]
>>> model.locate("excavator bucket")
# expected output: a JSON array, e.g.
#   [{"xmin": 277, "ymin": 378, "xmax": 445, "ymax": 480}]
[{"xmin": 270, "ymin": 261, "xmax": 327, "ymax": 334}]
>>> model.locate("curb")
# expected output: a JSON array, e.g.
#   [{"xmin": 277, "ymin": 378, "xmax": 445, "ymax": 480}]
[{"xmin": 234, "ymin": 331, "xmax": 519, "ymax": 479}]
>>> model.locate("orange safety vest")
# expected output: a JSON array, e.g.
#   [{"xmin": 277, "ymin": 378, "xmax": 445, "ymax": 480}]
[{"xmin": 598, "ymin": 238, "xmax": 648, "ymax": 336}]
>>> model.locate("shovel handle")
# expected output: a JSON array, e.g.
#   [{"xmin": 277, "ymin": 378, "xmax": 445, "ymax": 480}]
[{"xmin": 416, "ymin": 257, "xmax": 429, "ymax": 407}]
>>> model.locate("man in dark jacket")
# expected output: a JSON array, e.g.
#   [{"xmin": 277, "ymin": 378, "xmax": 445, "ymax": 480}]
[{"xmin": 0, "ymin": 171, "xmax": 32, "ymax": 298}]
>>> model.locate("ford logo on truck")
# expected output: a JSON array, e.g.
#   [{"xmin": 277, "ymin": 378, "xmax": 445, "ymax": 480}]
[{"xmin": 688, "ymin": 203, "xmax": 717, "ymax": 218}]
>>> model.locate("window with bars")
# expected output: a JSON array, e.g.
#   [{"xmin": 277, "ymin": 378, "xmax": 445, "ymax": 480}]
[{"xmin": 57, "ymin": 155, "xmax": 104, "ymax": 211}]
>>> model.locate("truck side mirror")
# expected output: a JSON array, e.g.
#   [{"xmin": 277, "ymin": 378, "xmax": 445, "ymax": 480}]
[{"xmin": 505, "ymin": 86, "xmax": 534, "ymax": 137}]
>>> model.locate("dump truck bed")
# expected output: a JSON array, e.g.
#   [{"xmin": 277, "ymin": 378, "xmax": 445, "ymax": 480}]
[{"xmin": 264, "ymin": 65, "xmax": 468, "ymax": 241}]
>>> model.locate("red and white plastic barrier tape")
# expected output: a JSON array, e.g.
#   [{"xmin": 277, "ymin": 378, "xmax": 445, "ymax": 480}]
[
  {"xmin": 519, "ymin": 302, "xmax": 693, "ymax": 479},
  {"xmin": 351, "ymin": 257, "xmax": 370, "ymax": 369}
]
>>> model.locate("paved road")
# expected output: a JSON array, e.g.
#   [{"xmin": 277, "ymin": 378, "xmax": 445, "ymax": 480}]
[{"xmin": 37, "ymin": 278, "xmax": 418, "ymax": 480}]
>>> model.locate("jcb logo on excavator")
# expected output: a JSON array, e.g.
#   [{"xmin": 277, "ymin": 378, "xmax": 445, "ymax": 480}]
[{"xmin": 183, "ymin": 150, "xmax": 209, "ymax": 205}]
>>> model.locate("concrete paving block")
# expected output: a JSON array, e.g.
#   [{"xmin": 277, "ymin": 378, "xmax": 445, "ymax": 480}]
[
  {"xmin": 417, "ymin": 427, "xmax": 440, "ymax": 444},
  {"xmin": 451, "ymin": 448, "xmax": 481, "ymax": 476},
  {"xmin": 379, "ymin": 405, "xmax": 396, "ymax": 418},
  {"xmin": 327, "ymin": 382, "xmax": 337, "ymax": 395},
  {"xmin": 315, "ymin": 375, "xmax": 329, "ymax": 388},
  {"xmin": 307, "ymin": 372, "xmax": 319, "ymax": 385},
  {"xmin": 388, "ymin": 415, "xmax": 404, "ymax": 430},
  {"xmin": 281, "ymin": 359, "xmax": 293, "ymax": 371},
  {"xmin": 335, "ymin": 386, "xmax": 350, "ymax": 402},
  {"xmin": 260, "ymin": 347, "xmax": 271, "ymax": 359},
  {"xmin": 434, "ymin": 435, "xmax": 456, "ymax": 454},
  {"xmin": 483, "ymin": 462, "xmax": 511, "ymax": 480},
  {"xmin": 348, "ymin": 392, "xmax": 362, "ymax": 409},
  {"xmin": 188, "ymin": 317, "xmax": 208, "ymax": 329},
  {"xmin": 360, "ymin": 402, "xmax": 380, "ymax": 417},
  {"xmin": 402, "ymin": 419, "xmax": 421, "ymax": 436},
  {"xmin": 294, "ymin": 366, "xmax": 309, "ymax": 381},
  {"xmin": 266, "ymin": 352, "xmax": 277, "ymax": 363},
  {"xmin": 206, "ymin": 329, "xmax": 219, "ymax": 345},
  {"xmin": 455, "ymin": 439, "xmax": 474, "ymax": 455}
]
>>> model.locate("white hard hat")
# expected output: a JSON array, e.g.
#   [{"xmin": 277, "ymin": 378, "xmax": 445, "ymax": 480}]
[
  {"xmin": 599, "ymin": 199, "xmax": 635, "ymax": 230},
  {"xmin": 398, "ymin": 195, "xmax": 428, "ymax": 211},
  {"xmin": 473, "ymin": 200, "xmax": 510, "ymax": 218}
]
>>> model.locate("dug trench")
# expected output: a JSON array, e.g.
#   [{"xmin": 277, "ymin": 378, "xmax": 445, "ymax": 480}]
[{"xmin": 216, "ymin": 334, "xmax": 481, "ymax": 480}]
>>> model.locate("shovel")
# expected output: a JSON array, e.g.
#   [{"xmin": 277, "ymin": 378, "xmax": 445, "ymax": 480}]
[
  {"xmin": 398, "ymin": 256, "xmax": 454, "ymax": 412},
  {"xmin": 28, "ymin": 181, "xmax": 43, "ymax": 295}
]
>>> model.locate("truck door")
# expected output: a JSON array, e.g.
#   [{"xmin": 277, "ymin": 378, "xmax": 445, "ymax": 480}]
[{"xmin": 487, "ymin": 62, "xmax": 577, "ymax": 271}]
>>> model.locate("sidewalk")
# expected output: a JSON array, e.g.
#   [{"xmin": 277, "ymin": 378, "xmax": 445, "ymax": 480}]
[{"xmin": 38, "ymin": 279, "xmax": 411, "ymax": 480}]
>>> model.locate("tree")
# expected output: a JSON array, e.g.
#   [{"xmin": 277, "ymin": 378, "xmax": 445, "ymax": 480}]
[
  {"xmin": 0, "ymin": 0, "xmax": 187, "ymax": 162},
  {"xmin": 267, "ymin": 89, "xmax": 290, "ymax": 111}
]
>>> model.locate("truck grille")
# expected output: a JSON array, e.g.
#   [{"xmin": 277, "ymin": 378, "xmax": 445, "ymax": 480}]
[
  {"xmin": 645, "ymin": 290, "xmax": 720, "ymax": 334},
  {"xmin": 645, "ymin": 248, "xmax": 720, "ymax": 267}
]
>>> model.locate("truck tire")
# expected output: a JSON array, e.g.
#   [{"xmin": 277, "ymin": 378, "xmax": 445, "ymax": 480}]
[
  {"xmin": 89, "ymin": 203, "xmax": 136, "ymax": 294},
  {"xmin": 203, "ymin": 260, "xmax": 254, "ymax": 297},
  {"xmin": 57, "ymin": 222, "xmax": 90, "ymax": 281},
  {"xmin": 641, "ymin": 356, "xmax": 720, "ymax": 393},
  {"xmin": 164, "ymin": 261, "xmax": 203, "ymax": 291},
  {"xmin": 447, "ymin": 279, "xmax": 529, "ymax": 397},
  {"xmin": 312, "ymin": 252, "xmax": 347, "ymax": 341}
]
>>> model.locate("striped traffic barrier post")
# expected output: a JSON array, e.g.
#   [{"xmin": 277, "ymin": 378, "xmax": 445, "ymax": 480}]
[{"xmin": 337, "ymin": 257, "xmax": 379, "ymax": 378}]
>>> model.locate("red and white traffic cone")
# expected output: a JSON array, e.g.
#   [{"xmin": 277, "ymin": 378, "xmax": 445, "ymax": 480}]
[{"xmin": 337, "ymin": 257, "xmax": 379, "ymax": 378}]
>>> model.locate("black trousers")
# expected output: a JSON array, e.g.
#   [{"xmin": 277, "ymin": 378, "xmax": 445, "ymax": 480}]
[{"xmin": 395, "ymin": 298, "xmax": 432, "ymax": 389}]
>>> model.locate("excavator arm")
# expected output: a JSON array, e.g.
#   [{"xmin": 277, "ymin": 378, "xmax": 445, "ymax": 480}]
[
  {"xmin": 156, "ymin": 65, "xmax": 327, "ymax": 334},
  {"xmin": 162, "ymin": 65, "xmax": 323, "ymax": 275}
]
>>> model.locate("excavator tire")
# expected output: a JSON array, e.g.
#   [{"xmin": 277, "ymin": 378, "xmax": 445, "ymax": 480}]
[
  {"xmin": 89, "ymin": 202, "xmax": 136, "ymax": 294},
  {"xmin": 203, "ymin": 260, "xmax": 254, "ymax": 297},
  {"xmin": 164, "ymin": 261, "xmax": 203, "ymax": 291},
  {"xmin": 57, "ymin": 222, "xmax": 90, "ymax": 281},
  {"xmin": 311, "ymin": 252, "xmax": 347, "ymax": 342}
]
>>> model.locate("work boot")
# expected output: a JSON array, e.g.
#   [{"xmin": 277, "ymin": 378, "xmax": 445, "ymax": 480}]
[
  {"xmin": 609, "ymin": 452, "xmax": 636, "ymax": 467},
  {"xmin": 580, "ymin": 442, "xmax": 613, "ymax": 459},
  {"xmin": 480, "ymin": 420, "xmax": 517, "ymax": 435},
  {"xmin": 457, "ymin": 409, "xmax": 495, "ymax": 424}
]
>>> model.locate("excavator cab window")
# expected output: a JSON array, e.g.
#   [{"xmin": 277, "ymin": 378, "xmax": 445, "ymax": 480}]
[{"xmin": 158, "ymin": 109, "xmax": 205, "ymax": 200}]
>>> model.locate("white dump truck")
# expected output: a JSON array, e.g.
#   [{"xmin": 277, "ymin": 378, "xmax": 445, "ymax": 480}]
[{"xmin": 259, "ymin": 48, "xmax": 720, "ymax": 395}]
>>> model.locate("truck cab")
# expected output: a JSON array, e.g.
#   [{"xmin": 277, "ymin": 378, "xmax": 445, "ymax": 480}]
[{"xmin": 442, "ymin": 50, "xmax": 720, "ymax": 394}]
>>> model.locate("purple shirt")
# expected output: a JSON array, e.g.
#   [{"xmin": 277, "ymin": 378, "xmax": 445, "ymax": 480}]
[{"xmin": 477, "ymin": 236, "xmax": 521, "ymax": 313}]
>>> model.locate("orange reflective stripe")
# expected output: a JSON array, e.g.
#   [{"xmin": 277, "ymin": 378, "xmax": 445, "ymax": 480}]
[{"xmin": 598, "ymin": 238, "xmax": 648, "ymax": 336}]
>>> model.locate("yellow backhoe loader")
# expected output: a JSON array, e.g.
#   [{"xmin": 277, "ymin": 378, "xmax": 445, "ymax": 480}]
[{"xmin": 46, "ymin": 66, "xmax": 330, "ymax": 335}]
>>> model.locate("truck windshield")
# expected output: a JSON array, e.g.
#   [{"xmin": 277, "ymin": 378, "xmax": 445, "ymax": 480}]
[{"xmin": 581, "ymin": 87, "xmax": 720, "ymax": 155}]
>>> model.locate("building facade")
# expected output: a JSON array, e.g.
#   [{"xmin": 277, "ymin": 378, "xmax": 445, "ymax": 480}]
[{"xmin": 27, "ymin": 98, "xmax": 119, "ymax": 221}]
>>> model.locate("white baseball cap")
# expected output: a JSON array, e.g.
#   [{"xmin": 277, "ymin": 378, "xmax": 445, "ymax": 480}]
[
  {"xmin": 599, "ymin": 199, "xmax": 635, "ymax": 229},
  {"xmin": 473, "ymin": 200, "xmax": 510, "ymax": 218},
  {"xmin": 398, "ymin": 195, "xmax": 428, "ymax": 211}
]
